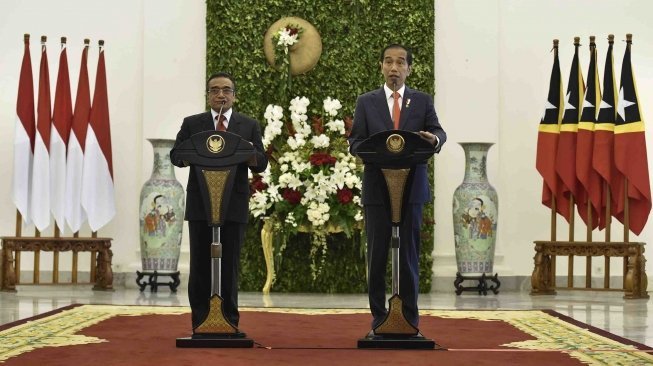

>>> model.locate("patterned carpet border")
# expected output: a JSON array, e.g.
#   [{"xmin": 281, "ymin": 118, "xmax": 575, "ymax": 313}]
[{"xmin": 0, "ymin": 305, "xmax": 651, "ymax": 365}]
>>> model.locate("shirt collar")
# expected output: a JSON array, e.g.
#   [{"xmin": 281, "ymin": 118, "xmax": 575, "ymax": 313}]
[
  {"xmin": 211, "ymin": 108, "xmax": 232, "ymax": 122},
  {"xmin": 384, "ymin": 84, "xmax": 406, "ymax": 100}
]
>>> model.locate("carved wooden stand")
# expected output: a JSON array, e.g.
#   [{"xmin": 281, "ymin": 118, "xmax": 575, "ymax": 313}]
[
  {"xmin": 454, "ymin": 272, "xmax": 500, "ymax": 295},
  {"xmin": 1, "ymin": 237, "xmax": 114, "ymax": 291},
  {"xmin": 136, "ymin": 270, "xmax": 181, "ymax": 292},
  {"xmin": 530, "ymin": 241, "xmax": 648, "ymax": 299}
]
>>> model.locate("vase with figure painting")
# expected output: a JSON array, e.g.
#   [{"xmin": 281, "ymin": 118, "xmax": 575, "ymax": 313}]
[
  {"xmin": 452, "ymin": 143, "xmax": 499, "ymax": 280},
  {"xmin": 139, "ymin": 139, "xmax": 185, "ymax": 273}
]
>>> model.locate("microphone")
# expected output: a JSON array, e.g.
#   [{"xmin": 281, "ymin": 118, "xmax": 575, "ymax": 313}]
[{"xmin": 216, "ymin": 101, "xmax": 225, "ymax": 130}]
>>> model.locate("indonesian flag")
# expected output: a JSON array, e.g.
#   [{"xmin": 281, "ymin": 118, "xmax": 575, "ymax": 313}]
[
  {"xmin": 65, "ymin": 41, "xmax": 90, "ymax": 233},
  {"xmin": 555, "ymin": 39, "xmax": 585, "ymax": 222},
  {"xmin": 593, "ymin": 36, "xmax": 622, "ymax": 230},
  {"xmin": 50, "ymin": 40, "xmax": 73, "ymax": 233},
  {"xmin": 81, "ymin": 42, "xmax": 115, "ymax": 231},
  {"xmin": 30, "ymin": 38, "xmax": 52, "ymax": 231},
  {"xmin": 613, "ymin": 36, "xmax": 651, "ymax": 235},
  {"xmin": 536, "ymin": 41, "xmax": 565, "ymax": 218},
  {"xmin": 13, "ymin": 34, "xmax": 36, "ymax": 225},
  {"xmin": 576, "ymin": 39, "xmax": 602, "ymax": 230}
]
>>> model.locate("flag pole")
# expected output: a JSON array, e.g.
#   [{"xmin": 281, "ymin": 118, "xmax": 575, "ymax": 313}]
[
  {"xmin": 624, "ymin": 178, "xmax": 630, "ymax": 242},
  {"xmin": 550, "ymin": 38, "xmax": 559, "ymax": 243},
  {"xmin": 15, "ymin": 211, "xmax": 22, "ymax": 237},
  {"xmin": 605, "ymin": 182, "xmax": 612, "ymax": 242},
  {"xmin": 586, "ymin": 201, "xmax": 592, "ymax": 241},
  {"xmin": 622, "ymin": 33, "xmax": 633, "ymax": 243},
  {"xmin": 551, "ymin": 196, "xmax": 557, "ymax": 241},
  {"xmin": 568, "ymin": 196, "xmax": 575, "ymax": 241}
]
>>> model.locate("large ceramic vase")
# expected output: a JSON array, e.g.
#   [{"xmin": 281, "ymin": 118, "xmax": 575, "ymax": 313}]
[
  {"xmin": 452, "ymin": 142, "xmax": 498, "ymax": 274},
  {"xmin": 139, "ymin": 139, "xmax": 185, "ymax": 273}
]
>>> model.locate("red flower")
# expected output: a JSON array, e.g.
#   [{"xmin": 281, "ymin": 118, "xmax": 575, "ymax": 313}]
[
  {"xmin": 337, "ymin": 188, "xmax": 353, "ymax": 204},
  {"xmin": 282, "ymin": 188, "xmax": 302, "ymax": 205},
  {"xmin": 286, "ymin": 26, "xmax": 299, "ymax": 36},
  {"xmin": 309, "ymin": 152, "xmax": 337, "ymax": 166},
  {"xmin": 250, "ymin": 175, "xmax": 268, "ymax": 196}
]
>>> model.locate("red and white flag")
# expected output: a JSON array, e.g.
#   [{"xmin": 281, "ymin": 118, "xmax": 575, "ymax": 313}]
[
  {"xmin": 65, "ymin": 41, "xmax": 90, "ymax": 233},
  {"xmin": 50, "ymin": 39, "xmax": 73, "ymax": 233},
  {"xmin": 82, "ymin": 41, "xmax": 115, "ymax": 231},
  {"xmin": 13, "ymin": 34, "xmax": 36, "ymax": 225},
  {"xmin": 30, "ymin": 37, "xmax": 52, "ymax": 231}
]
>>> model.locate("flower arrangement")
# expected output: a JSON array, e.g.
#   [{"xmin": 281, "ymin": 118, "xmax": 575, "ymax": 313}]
[
  {"xmin": 250, "ymin": 96, "xmax": 362, "ymax": 279},
  {"xmin": 272, "ymin": 24, "xmax": 303, "ymax": 52},
  {"xmin": 271, "ymin": 24, "xmax": 304, "ymax": 95}
]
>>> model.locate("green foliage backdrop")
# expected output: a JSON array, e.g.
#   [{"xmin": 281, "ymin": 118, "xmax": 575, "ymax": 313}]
[{"xmin": 206, "ymin": 0, "xmax": 436, "ymax": 293}]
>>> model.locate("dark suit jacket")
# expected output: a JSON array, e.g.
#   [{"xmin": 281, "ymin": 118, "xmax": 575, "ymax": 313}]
[
  {"xmin": 171, "ymin": 110, "xmax": 268, "ymax": 223},
  {"xmin": 348, "ymin": 86, "xmax": 446, "ymax": 205}
]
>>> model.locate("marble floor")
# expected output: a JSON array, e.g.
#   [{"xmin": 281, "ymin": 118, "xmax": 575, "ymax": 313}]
[{"xmin": 0, "ymin": 286, "xmax": 651, "ymax": 346}]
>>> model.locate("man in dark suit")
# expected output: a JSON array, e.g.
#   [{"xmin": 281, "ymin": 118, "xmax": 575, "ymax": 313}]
[
  {"xmin": 171, "ymin": 72, "xmax": 268, "ymax": 328},
  {"xmin": 348, "ymin": 44, "xmax": 446, "ymax": 331}
]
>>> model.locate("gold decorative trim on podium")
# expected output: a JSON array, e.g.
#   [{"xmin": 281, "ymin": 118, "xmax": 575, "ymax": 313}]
[
  {"xmin": 386, "ymin": 134, "xmax": 405, "ymax": 153},
  {"xmin": 374, "ymin": 295, "xmax": 418, "ymax": 335},
  {"xmin": 202, "ymin": 170, "xmax": 229, "ymax": 225},
  {"xmin": 194, "ymin": 295, "xmax": 238, "ymax": 334},
  {"xmin": 206, "ymin": 134, "xmax": 226, "ymax": 154},
  {"xmin": 381, "ymin": 169, "xmax": 409, "ymax": 224}
]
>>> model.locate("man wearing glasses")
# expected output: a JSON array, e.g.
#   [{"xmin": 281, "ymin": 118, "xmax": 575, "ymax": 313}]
[{"xmin": 172, "ymin": 72, "xmax": 268, "ymax": 329}]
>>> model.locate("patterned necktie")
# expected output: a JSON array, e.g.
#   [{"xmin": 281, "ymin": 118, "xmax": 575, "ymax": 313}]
[
  {"xmin": 216, "ymin": 114, "xmax": 227, "ymax": 131},
  {"xmin": 392, "ymin": 91, "xmax": 401, "ymax": 129}
]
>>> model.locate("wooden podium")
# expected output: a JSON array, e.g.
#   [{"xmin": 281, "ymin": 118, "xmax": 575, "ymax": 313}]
[
  {"xmin": 354, "ymin": 130, "xmax": 440, "ymax": 349},
  {"xmin": 171, "ymin": 130, "xmax": 256, "ymax": 348}
]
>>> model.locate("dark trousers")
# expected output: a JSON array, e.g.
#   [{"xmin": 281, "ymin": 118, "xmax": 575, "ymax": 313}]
[
  {"xmin": 187, "ymin": 220, "xmax": 245, "ymax": 328},
  {"xmin": 364, "ymin": 203, "xmax": 423, "ymax": 329}
]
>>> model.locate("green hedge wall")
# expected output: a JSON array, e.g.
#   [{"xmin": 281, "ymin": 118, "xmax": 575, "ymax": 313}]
[{"xmin": 207, "ymin": 0, "xmax": 435, "ymax": 293}]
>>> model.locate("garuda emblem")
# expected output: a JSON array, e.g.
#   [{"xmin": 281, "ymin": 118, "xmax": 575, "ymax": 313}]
[
  {"xmin": 386, "ymin": 134, "xmax": 405, "ymax": 153},
  {"xmin": 207, "ymin": 134, "xmax": 225, "ymax": 154}
]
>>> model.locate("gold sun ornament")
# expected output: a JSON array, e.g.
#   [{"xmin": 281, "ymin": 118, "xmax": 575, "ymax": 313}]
[{"xmin": 263, "ymin": 17, "xmax": 322, "ymax": 76}]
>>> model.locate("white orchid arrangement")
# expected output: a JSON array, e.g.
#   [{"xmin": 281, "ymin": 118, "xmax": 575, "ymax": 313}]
[{"xmin": 250, "ymin": 96, "xmax": 363, "ymax": 279}]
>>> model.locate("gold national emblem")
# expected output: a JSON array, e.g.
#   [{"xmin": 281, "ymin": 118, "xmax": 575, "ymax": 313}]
[
  {"xmin": 386, "ymin": 134, "xmax": 405, "ymax": 153},
  {"xmin": 207, "ymin": 135, "xmax": 225, "ymax": 154}
]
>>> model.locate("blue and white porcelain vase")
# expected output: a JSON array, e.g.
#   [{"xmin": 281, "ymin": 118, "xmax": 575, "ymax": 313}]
[
  {"xmin": 452, "ymin": 142, "xmax": 498, "ymax": 274},
  {"xmin": 139, "ymin": 139, "xmax": 185, "ymax": 273}
]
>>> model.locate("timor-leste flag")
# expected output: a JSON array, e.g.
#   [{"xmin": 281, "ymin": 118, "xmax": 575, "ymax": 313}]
[
  {"xmin": 555, "ymin": 39, "xmax": 585, "ymax": 222},
  {"xmin": 593, "ymin": 36, "xmax": 622, "ymax": 230},
  {"xmin": 576, "ymin": 38, "xmax": 602, "ymax": 230},
  {"xmin": 536, "ymin": 41, "xmax": 565, "ymax": 218},
  {"xmin": 613, "ymin": 36, "xmax": 651, "ymax": 235},
  {"xmin": 13, "ymin": 34, "xmax": 35, "ymax": 225}
]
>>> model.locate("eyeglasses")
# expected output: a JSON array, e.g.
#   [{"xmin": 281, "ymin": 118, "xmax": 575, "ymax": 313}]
[{"xmin": 207, "ymin": 87, "xmax": 234, "ymax": 96}]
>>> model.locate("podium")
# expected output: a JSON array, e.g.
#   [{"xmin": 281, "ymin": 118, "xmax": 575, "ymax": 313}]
[
  {"xmin": 355, "ymin": 130, "xmax": 440, "ymax": 349},
  {"xmin": 171, "ymin": 130, "xmax": 255, "ymax": 348}
]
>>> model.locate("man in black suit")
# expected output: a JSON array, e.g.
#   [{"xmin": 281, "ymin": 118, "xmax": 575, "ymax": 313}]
[
  {"xmin": 171, "ymin": 72, "xmax": 268, "ymax": 328},
  {"xmin": 348, "ymin": 44, "xmax": 446, "ymax": 331}
]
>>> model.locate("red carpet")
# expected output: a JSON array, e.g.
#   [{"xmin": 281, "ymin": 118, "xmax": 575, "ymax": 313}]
[{"xmin": 1, "ymin": 305, "xmax": 651, "ymax": 365}]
